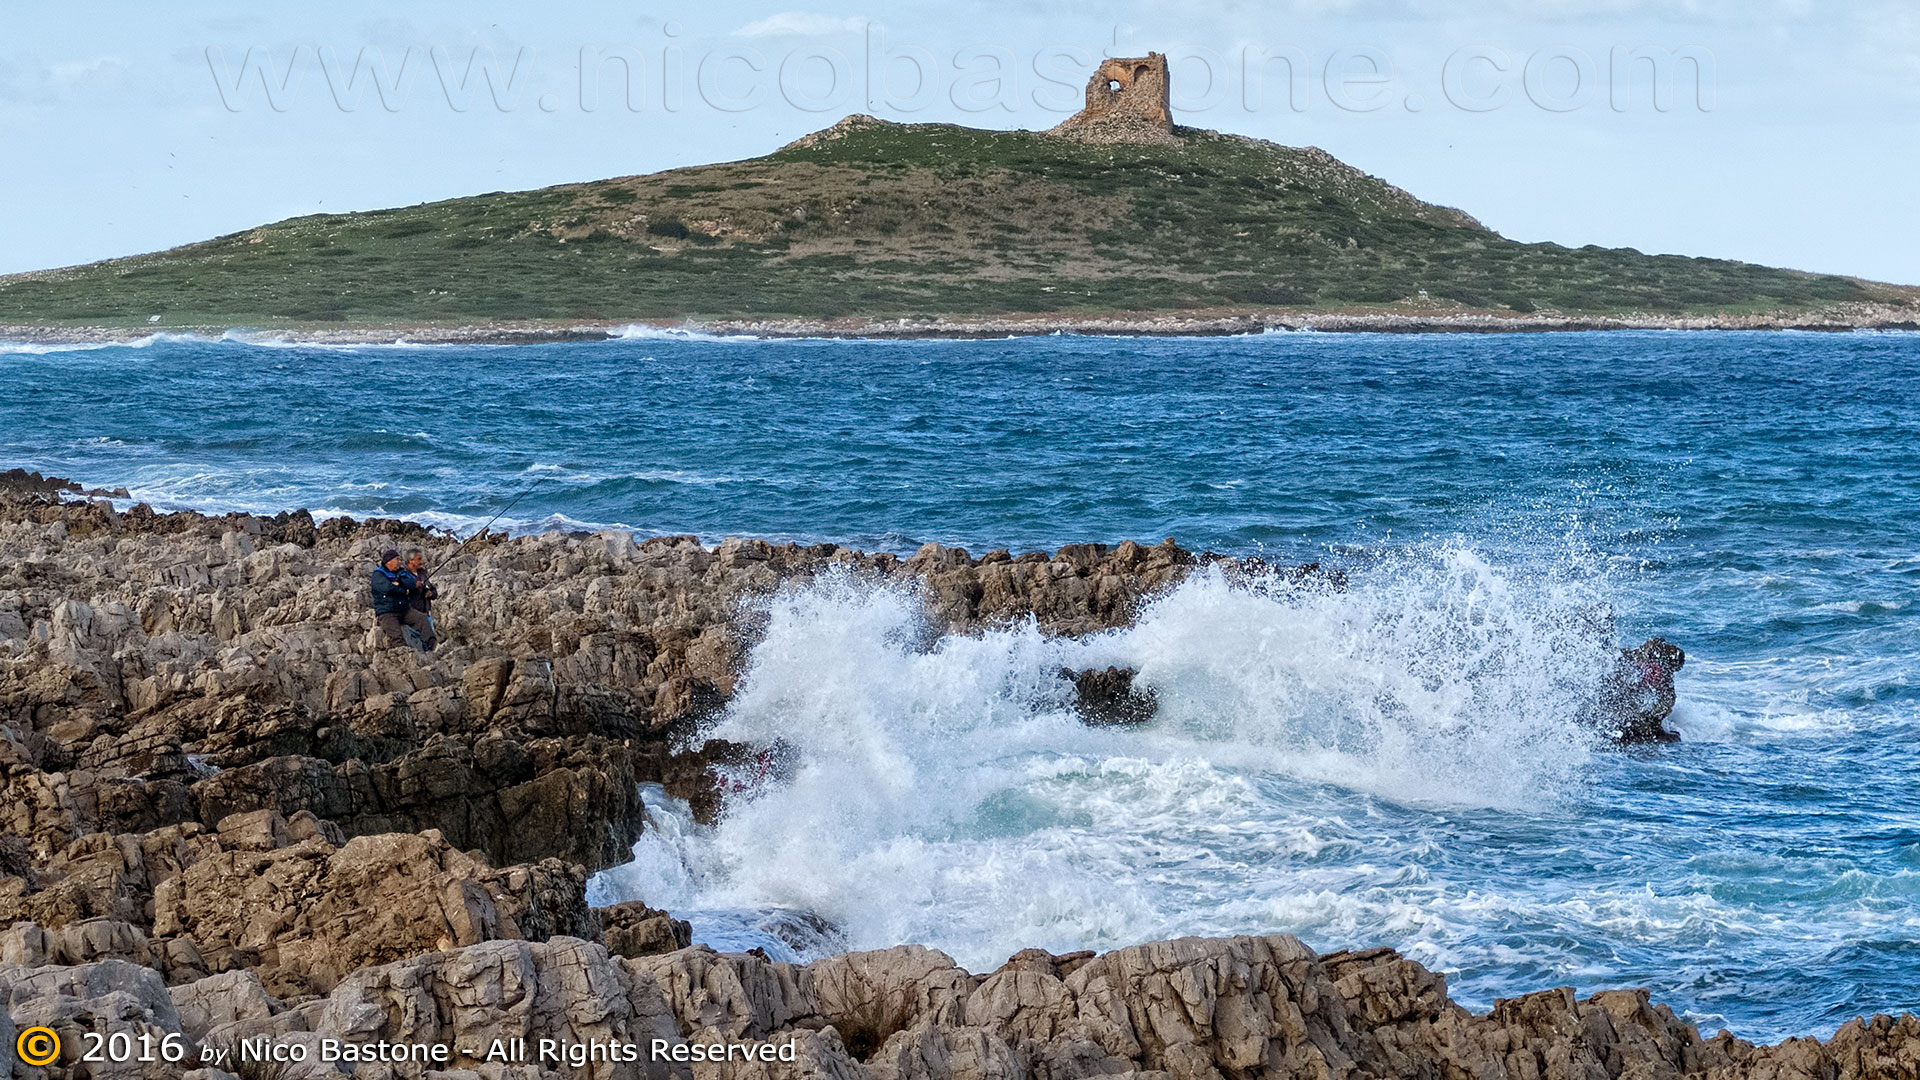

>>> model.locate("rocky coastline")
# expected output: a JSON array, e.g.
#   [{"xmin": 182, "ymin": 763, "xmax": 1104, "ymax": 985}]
[
  {"xmin": 3, "ymin": 478, "xmax": 1915, "ymax": 1080},
  {"xmin": 4, "ymin": 299, "xmax": 1920, "ymax": 349}
]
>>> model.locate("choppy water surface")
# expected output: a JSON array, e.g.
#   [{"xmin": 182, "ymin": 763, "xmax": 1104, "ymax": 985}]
[{"xmin": 6, "ymin": 328, "xmax": 1918, "ymax": 1039}]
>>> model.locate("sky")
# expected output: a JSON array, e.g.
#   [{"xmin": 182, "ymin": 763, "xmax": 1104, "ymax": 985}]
[{"xmin": 2, "ymin": 1, "xmax": 1917, "ymax": 283}]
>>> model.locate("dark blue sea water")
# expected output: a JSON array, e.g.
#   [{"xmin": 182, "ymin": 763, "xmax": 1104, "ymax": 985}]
[{"xmin": 5, "ymin": 328, "xmax": 1917, "ymax": 1040}]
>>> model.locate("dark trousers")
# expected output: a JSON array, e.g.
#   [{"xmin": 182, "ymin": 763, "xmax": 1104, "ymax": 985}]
[{"xmin": 376, "ymin": 608, "xmax": 436, "ymax": 650}]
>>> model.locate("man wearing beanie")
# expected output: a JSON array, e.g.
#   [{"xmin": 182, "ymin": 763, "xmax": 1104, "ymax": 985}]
[{"xmin": 371, "ymin": 547, "xmax": 436, "ymax": 650}]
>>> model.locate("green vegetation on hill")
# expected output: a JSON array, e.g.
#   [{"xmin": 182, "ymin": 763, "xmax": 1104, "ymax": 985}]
[{"xmin": 0, "ymin": 117, "xmax": 1907, "ymax": 327}]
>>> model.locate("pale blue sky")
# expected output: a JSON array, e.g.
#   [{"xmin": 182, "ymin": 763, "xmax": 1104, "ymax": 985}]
[{"xmin": 3, "ymin": 1, "xmax": 1916, "ymax": 283}]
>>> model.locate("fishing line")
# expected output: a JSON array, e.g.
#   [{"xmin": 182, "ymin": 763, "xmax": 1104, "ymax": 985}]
[{"xmin": 430, "ymin": 471, "xmax": 552, "ymax": 574}]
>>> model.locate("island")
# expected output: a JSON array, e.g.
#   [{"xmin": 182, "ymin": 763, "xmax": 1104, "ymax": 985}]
[{"xmin": 1, "ymin": 54, "xmax": 1914, "ymax": 343}]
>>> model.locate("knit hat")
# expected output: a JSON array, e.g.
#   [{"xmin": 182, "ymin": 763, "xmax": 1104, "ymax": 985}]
[{"xmin": 380, "ymin": 548, "xmax": 401, "ymax": 565}]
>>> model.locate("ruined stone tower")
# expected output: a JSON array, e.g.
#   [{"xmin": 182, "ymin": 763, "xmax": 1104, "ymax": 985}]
[{"xmin": 1049, "ymin": 53, "xmax": 1178, "ymax": 145}]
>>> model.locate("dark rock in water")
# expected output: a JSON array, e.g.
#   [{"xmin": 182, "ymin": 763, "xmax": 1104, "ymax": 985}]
[
  {"xmin": 753, "ymin": 906, "xmax": 847, "ymax": 957},
  {"xmin": 0, "ymin": 468, "xmax": 128, "ymax": 499},
  {"xmin": 1064, "ymin": 666, "xmax": 1159, "ymax": 725},
  {"xmin": 650, "ymin": 737, "xmax": 799, "ymax": 823},
  {"xmin": 1596, "ymin": 637, "xmax": 1686, "ymax": 744},
  {"xmin": 1238, "ymin": 557, "xmax": 1349, "ymax": 591},
  {"xmin": 648, "ymin": 737, "xmax": 748, "ymax": 824},
  {"xmin": 596, "ymin": 899, "xmax": 692, "ymax": 958}
]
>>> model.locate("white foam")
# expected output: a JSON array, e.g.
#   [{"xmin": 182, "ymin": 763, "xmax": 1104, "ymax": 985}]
[
  {"xmin": 0, "ymin": 332, "xmax": 204, "ymax": 354},
  {"xmin": 1816, "ymin": 599, "xmax": 1909, "ymax": 614},
  {"xmin": 608, "ymin": 324, "xmax": 748, "ymax": 343},
  {"xmin": 591, "ymin": 552, "xmax": 1618, "ymax": 970},
  {"xmin": 0, "ymin": 341, "xmax": 119, "ymax": 355},
  {"xmin": 0, "ymin": 329, "xmax": 496, "ymax": 355}
]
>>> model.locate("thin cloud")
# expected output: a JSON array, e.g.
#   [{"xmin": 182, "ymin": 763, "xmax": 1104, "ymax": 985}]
[
  {"xmin": 0, "ymin": 55, "xmax": 133, "ymax": 104},
  {"xmin": 49, "ymin": 57, "xmax": 132, "ymax": 90},
  {"xmin": 734, "ymin": 12, "xmax": 868, "ymax": 37}
]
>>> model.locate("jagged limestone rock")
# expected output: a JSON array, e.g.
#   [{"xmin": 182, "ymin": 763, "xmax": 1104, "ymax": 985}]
[{"xmin": 11, "ymin": 936, "xmax": 1909, "ymax": 1080}]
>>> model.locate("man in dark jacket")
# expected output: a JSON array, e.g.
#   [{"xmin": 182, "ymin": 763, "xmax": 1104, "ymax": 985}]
[
  {"xmin": 404, "ymin": 548, "xmax": 439, "ymax": 646},
  {"xmin": 371, "ymin": 548, "xmax": 436, "ymax": 651},
  {"xmin": 404, "ymin": 549, "xmax": 438, "ymax": 612}
]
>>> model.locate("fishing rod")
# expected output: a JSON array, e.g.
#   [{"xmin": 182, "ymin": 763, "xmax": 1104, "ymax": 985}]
[{"xmin": 430, "ymin": 471, "xmax": 552, "ymax": 574}]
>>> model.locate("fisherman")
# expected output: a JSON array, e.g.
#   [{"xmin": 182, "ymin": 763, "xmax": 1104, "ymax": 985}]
[
  {"xmin": 371, "ymin": 548, "xmax": 436, "ymax": 651},
  {"xmin": 404, "ymin": 548, "xmax": 439, "ymax": 648}
]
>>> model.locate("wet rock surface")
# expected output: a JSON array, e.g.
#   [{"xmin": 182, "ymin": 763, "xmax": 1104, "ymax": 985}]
[
  {"xmin": 1062, "ymin": 667, "xmax": 1159, "ymax": 726},
  {"xmin": 1593, "ymin": 638, "xmax": 1687, "ymax": 745},
  {"xmin": 1, "ymin": 484, "xmax": 1903, "ymax": 1078},
  {"xmin": 0, "ymin": 469, "xmax": 129, "ymax": 500}
]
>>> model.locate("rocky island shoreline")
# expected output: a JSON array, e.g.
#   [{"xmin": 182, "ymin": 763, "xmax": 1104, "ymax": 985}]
[
  {"xmin": 3, "ymin": 475, "xmax": 1915, "ymax": 1080},
  {"xmin": 5, "ymin": 301, "xmax": 1920, "ymax": 350}
]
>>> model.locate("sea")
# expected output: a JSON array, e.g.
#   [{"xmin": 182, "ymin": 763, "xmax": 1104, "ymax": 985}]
[{"xmin": 5, "ymin": 327, "xmax": 1916, "ymax": 1041}]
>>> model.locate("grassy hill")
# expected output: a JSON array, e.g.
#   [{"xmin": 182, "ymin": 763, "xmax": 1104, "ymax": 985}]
[{"xmin": 1, "ymin": 116, "xmax": 1911, "ymax": 329}]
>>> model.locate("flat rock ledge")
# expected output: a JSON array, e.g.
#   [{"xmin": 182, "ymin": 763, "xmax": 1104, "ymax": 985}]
[{"xmin": 2, "ymin": 485, "xmax": 1914, "ymax": 1078}]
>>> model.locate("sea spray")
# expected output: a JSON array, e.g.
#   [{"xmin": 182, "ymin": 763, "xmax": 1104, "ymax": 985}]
[
  {"xmin": 592, "ymin": 548, "xmax": 1616, "ymax": 971},
  {"xmin": 1110, "ymin": 547, "xmax": 1608, "ymax": 807}
]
